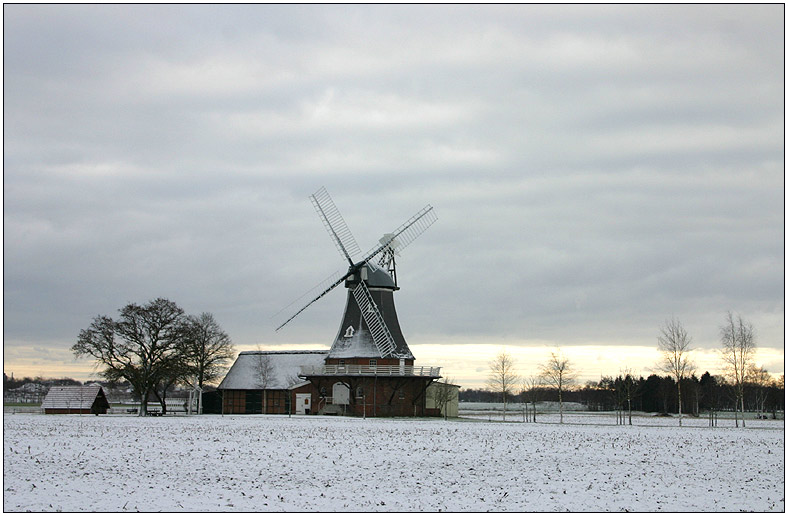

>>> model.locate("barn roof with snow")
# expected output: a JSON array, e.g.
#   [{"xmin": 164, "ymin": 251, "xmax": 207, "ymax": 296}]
[
  {"xmin": 218, "ymin": 350, "xmax": 328, "ymax": 390},
  {"xmin": 41, "ymin": 385, "xmax": 110, "ymax": 413}
]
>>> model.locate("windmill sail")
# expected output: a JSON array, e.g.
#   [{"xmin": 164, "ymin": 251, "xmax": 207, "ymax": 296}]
[
  {"xmin": 273, "ymin": 270, "xmax": 344, "ymax": 331},
  {"xmin": 275, "ymin": 271, "xmax": 352, "ymax": 332},
  {"xmin": 359, "ymin": 205, "xmax": 437, "ymax": 266},
  {"xmin": 310, "ymin": 187, "xmax": 361, "ymax": 266},
  {"xmin": 352, "ymin": 281, "xmax": 397, "ymax": 358},
  {"xmin": 274, "ymin": 189, "xmax": 437, "ymax": 334}
]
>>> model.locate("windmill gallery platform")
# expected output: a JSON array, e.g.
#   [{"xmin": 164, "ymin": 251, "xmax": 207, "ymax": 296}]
[{"xmin": 218, "ymin": 188, "xmax": 454, "ymax": 417}]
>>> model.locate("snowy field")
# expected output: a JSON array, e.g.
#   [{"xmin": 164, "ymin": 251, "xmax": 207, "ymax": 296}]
[{"xmin": 3, "ymin": 414, "xmax": 784, "ymax": 512}]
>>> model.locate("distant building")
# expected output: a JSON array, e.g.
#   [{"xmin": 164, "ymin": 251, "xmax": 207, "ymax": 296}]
[
  {"xmin": 41, "ymin": 385, "xmax": 110, "ymax": 415},
  {"xmin": 4, "ymin": 382, "xmax": 48, "ymax": 404}
]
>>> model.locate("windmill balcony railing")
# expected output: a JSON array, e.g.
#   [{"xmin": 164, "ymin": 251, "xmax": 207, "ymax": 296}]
[{"xmin": 299, "ymin": 364, "xmax": 441, "ymax": 378}]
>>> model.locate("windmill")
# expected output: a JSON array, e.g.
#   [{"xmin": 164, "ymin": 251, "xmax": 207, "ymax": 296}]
[
  {"xmin": 276, "ymin": 187, "xmax": 440, "ymax": 416},
  {"xmin": 277, "ymin": 187, "xmax": 436, "ymax": 359}
]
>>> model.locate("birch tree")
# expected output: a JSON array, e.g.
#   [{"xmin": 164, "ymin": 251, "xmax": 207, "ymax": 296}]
[
  {"xmin": 720, "ymin": 311, "xmax": 756, "ymax": 428},
  {"xmin": 540, "ymin": 349, "xmax": 575, "ymax": 423},
  {"xmin": 487, "ymin": 351, "xmax": 519, "ymax": 421},
  {"xmin": 657, "ymin": 318, "xmax": 695, "ymax": 427}
]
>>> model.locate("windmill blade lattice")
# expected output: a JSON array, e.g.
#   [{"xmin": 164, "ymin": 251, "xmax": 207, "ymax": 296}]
[
  {"xmin": 360, "ymin": 205, "xmax": 437, "ymax": 266},
  {"xmin": 273, "ymin": 270, "xmax": 344, "ymax": 330},
  {"xmin": 352, "ymin": 281, "xmax": 397, "ymax": 358},
  {"xmin": 275, "ymin": 270, "xmax": 352, "ymax": 332},
  {"xmin": 274, "ymin": 188, "xmax": 437, "ymax": 334},
  {"xmin": 310, "ymin": 187, "xmax": 361, "ymax": 266}
]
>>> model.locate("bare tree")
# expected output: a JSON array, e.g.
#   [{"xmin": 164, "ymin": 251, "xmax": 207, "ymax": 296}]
[
  {"xmin": 72, "ymin": 298, "xmax": 186, "ymax": 416},
  {"xmin": 152, "ymin": 358, "xmax": 188, "ymax": 415},
  {"xmin": 701, "ymin": 374, "xmax": 726, "ymax": 427},
  {"xmin": 540, "ymin": 349, "xmax": 575, "ymax": 423},
  {"xmin": 613, "ymin": 376, "xmax": 627, "ymax": 425},
  {"xmin": 181, "ymin": 313, "xmax": 236, "ymax": 414},
  {"xmin": 620, "ymin": 368, "xmax": 639, "ymax": 426},
  {"xmin": 431, "ymin": 377, "xmax": 458, "ymax": 420},
  {"xmin": 597, "ymin": 376, "xmax": 623, "ymax": 424},
  {"xmin": 254, "ymin": 347, "xmax": 275, "ymax": 414},
  {"xmin": 749, "ymin": 366, "xmax": 771, "ymax": 419},
  {"xmin": 657, "ymin": 318, "xmax": 695, "ymax": 427},
  {"xmin": 487, "ymin": 351, "xmax": 519, "ymax": 421},
  {"xmin": 720, "ymin": 311, "xmax": 756, "ymax": 428},
  {"xmin": 520, "ymin": 376, "xmax": 541, "ymax": 423}
]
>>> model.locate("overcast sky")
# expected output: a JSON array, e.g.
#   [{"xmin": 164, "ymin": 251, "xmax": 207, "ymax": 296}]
[{"xmin": 4, "ymin": 5, "xmax": 784, "ymax": 386}]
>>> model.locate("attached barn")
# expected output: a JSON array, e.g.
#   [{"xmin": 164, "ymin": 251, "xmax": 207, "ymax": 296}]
[
  {"xmin": 41, "ymin": 385, "xmax": 110, "ymax": 415},
  {"xmin": 218, "ymin": 350, "xmax": 327, "ymax": 415}
]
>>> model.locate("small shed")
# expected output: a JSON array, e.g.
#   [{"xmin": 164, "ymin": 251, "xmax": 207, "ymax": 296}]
[
  {"xmin": 425, "ymin": 382, "xmax": 461, "ymax": 418},
  {"xmin": 41, "ymin": 385, "xmax": 110, "ymax": 415}
]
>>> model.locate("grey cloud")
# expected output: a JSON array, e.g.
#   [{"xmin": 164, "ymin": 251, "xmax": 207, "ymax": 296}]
[{"xmin": 3, "ymin": 5, "xmax": 783, "ymax": 374}]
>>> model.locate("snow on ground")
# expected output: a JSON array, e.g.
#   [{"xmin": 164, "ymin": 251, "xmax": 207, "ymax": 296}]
[{"xmin": 3, "ymin": 413, "xmax": 784, "ymax": 512}]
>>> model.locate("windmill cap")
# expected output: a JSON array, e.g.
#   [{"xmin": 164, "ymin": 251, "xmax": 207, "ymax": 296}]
[{"xmin": 346, "ymin": 263, "xmax": 396, "ymax": 289}]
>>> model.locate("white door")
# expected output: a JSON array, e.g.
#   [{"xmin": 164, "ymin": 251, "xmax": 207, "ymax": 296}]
[
  {"xmin": 332, "ymin": 383, "xmax": 350, "ymax": 405},
  {"xmin": 296, "ymin": 393, "xmax": 311, "ymax": 415}
]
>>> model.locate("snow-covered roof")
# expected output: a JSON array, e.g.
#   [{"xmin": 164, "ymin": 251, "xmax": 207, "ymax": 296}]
[
  {"xmin": 427, "ymin": 382, "xmax": 462, "ymax": 389},
  {"xmin": 218, "ymin": 351, "xmax": 328, "ymax": 390},
  {"xmin": 41, "ymin": 385, "xmax": 106, "ymax": 410},
  {"xmin": 327, "ymin": 288, "xmax": 415, "ymax": 360},
  {"xmin": 328, "ymin": 327, "xmax": 393, "ymax": 359}
]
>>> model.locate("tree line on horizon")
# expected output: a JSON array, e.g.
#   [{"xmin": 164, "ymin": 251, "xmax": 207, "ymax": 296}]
[
  {"xmin": 461, "ymin": 371, "xmax": 784, "ymax": 422},
  {"xmin": 479, "ymin": 312, "xmax": 784, "ymax": 426},
  {"xmin": 2, "ymin": 375, "xmax": 204, "ymax": 400}
]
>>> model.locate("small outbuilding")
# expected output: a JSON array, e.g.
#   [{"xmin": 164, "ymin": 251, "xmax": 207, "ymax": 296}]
[
  {"xmin": 41, "ymin": 385, "xmax": 110, "ymax": 415},
  {"xmin": 425, "ymin": 382, "xmax": 461, "ymax": 418}
]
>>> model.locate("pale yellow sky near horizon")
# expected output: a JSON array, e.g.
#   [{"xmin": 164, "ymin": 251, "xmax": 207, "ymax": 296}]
[{"xmin": 3, "ymin": 340, "xmax": 784, "ymax": 389}]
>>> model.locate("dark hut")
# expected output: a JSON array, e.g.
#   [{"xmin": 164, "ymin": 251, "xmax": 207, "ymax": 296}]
[{"xmin": 41, "ymin": 385, "xmax": 110, "ymax": 415}]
